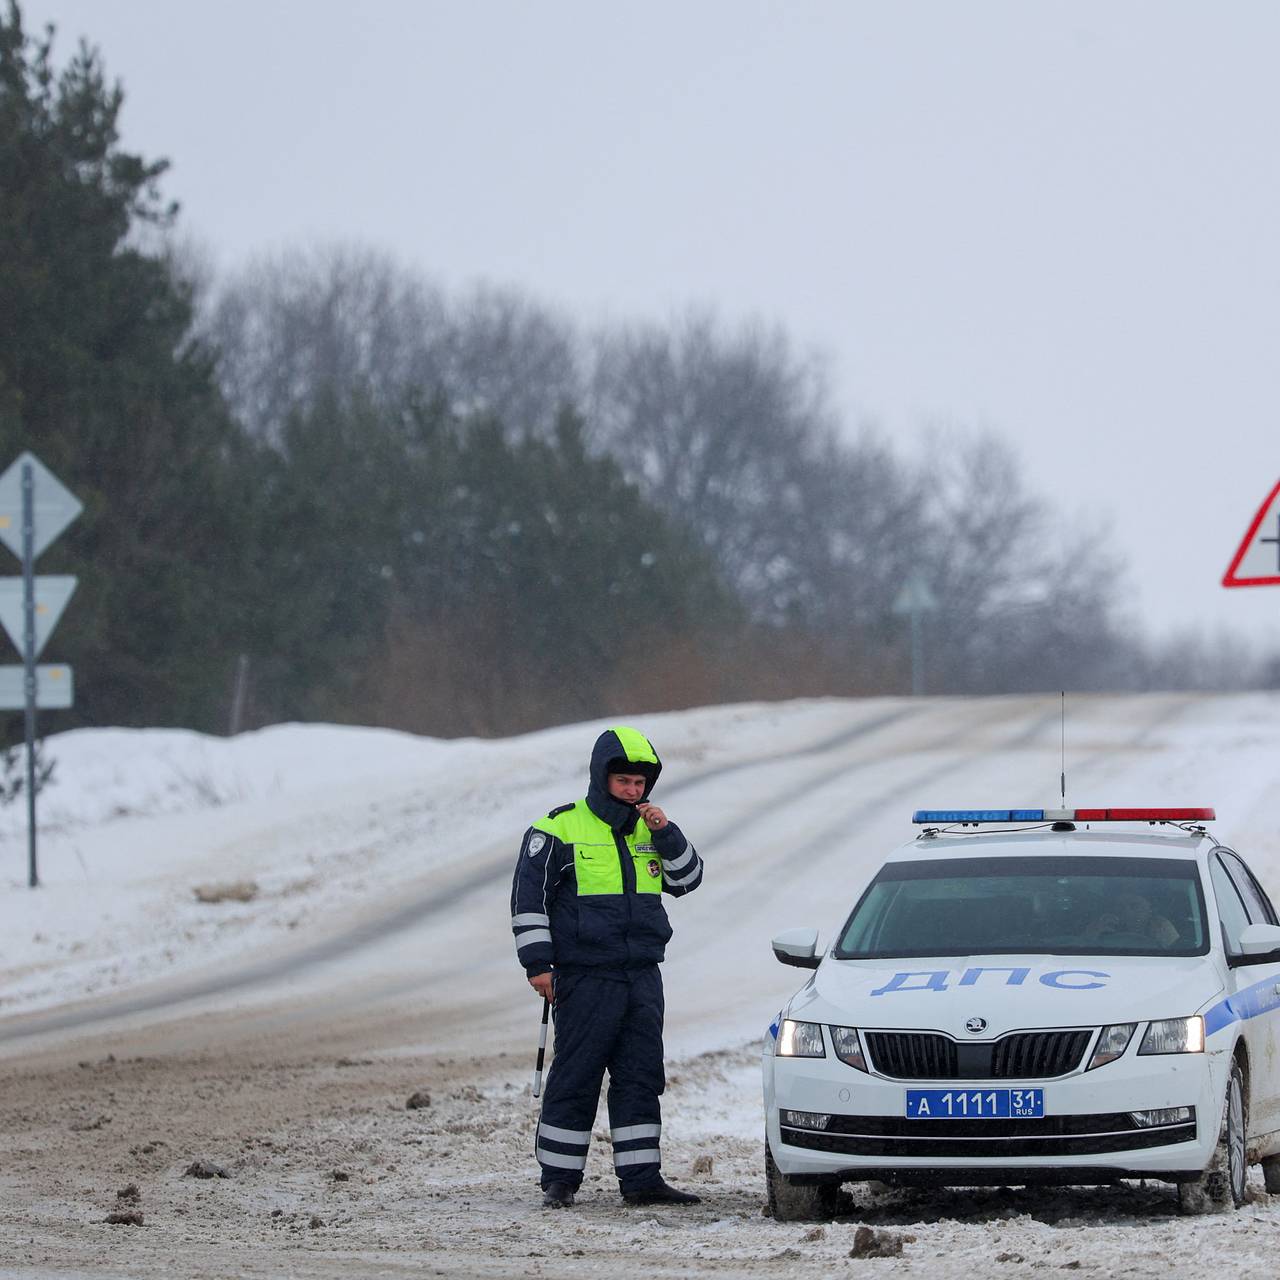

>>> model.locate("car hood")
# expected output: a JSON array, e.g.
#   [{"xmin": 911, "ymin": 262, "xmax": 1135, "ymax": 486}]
[{"xmin": 784, "ymin": 954, "xmax": 1225, "ymax": 1037}]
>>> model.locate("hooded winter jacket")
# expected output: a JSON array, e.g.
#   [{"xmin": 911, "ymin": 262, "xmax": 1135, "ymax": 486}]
[{"xmin": 510, "ymin": 726, "xmax": 704, "ymax": 976}]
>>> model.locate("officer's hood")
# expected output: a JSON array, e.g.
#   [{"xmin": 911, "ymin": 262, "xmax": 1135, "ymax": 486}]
[{"xmin": 586, "ymin": 726, "xmax": 662, "ymax": 833}]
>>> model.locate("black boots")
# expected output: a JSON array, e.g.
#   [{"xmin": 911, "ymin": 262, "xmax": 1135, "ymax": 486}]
[
  {"xmin": 541, "ymin": 1178, "xmax": 701, "ymax": 1207},
  {"xmin": 620, "ymin": 1178, "xmax": 701, "ymax": 1206}
]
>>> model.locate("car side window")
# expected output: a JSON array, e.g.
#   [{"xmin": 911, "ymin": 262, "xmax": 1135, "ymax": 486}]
[
  {"xmin": 1210, "ymin": 857, "xmax": 1251, "ymax": 957},
  {"xmin": 1219, "ymin": 850, "xmax": 1279, "ymax": 925}
]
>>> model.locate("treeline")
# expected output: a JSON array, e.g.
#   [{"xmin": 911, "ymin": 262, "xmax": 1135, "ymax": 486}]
[{"xmin": 0, "ymin": 8, "xmax": 1266, "ymax": 738}]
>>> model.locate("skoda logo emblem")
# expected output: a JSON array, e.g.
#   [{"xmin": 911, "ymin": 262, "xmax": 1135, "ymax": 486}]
[{"xmin": 965, "ymin": 1017, "xmax": 988, "ymax": 1035}]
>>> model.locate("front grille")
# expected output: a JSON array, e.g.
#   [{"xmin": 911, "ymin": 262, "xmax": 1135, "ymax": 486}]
[
  {"xmin": 991, "ymin": 1030, "xmax": 1092, "ymax": 1078},
  {"xmin": 865, "ymin": 1029, "xmax": 1092, "ymax": 1080},
  {"xmin": 780, "ymin": 1111, "xmax": 1197, "ymax": 1159},
  {"xmin": 865, "ymin": 1031, "xmax": 957, "ymax": 1078}
]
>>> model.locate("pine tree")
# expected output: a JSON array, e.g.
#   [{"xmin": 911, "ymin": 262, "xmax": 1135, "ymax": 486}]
[{"xmin": 0, "ymin": 3, "xmax": 258, "ymax": 729}]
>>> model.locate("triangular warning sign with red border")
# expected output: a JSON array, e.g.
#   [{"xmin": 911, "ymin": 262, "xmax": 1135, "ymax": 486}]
[{"xmin": 1224, "ymin": 478, "xmax": 1280, "ymax": 587}]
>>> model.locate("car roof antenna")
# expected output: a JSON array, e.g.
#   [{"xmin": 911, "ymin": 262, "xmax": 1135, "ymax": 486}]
[
  {"xmin": 1060, "ymin": 690, "xmax": 1066, "ymax": 808},
  {"xmin": 1051, "ymin": 692, "xmax": 1076, "ymax": 832}
]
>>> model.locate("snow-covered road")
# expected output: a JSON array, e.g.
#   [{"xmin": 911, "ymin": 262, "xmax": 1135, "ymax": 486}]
[{"xmin": 3, "ymin": 693, "xmax": 1280, "ymax": 1277}]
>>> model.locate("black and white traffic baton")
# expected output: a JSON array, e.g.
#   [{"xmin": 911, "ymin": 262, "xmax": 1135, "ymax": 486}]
[{"xmin": 531, "ymin": 996, "xmax": 551, "ymax": 1097}]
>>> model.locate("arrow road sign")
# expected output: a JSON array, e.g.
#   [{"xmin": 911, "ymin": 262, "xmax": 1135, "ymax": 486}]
[
  {"xmin": 1224, "ymin": 478, "xmax": 1280, "ymax": 587},
  {"xmin": 0, "ymin": 451, "xmax": 83, "ymax": 560},
  {"xmin": 0, "ymin": 664, "xmax": 73, "ymax": 710},
  {"xmin": 0, "ymin": 576, "xmax": 77, "ymax": 659}
]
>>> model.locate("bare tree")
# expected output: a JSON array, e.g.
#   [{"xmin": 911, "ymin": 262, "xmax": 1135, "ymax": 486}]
[
  {"xmin": 437, "ymin": 283, "xmax": 582, "ymax": 439},
  {"xmin": 913, "ymin": 431, "xmax": 1134, "ymax": 693},
  {"xmin": 786, "ymin": 428, "xmax": 928, "ymax": 630},
  {"xmin": 589, "ymin": 312, "xmax": 841, "ymax": 614},
  {"xmin": 203, "ymin": 245, "xmax": 580, "ymax": 446},
  {"xmin": 203, "ymin": 244, "xmax": 449, "ymax": 443}
]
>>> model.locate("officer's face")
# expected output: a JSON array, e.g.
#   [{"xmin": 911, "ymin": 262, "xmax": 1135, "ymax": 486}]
[{"xmin": 607, "ymin": 772, "xmax": 647, "ymax": 803}]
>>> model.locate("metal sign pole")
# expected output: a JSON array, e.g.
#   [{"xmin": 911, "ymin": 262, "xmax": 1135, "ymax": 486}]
[
  {"xmin": 894, "ymin": 574, "xmax": 936, "ymax": 698},
  {"xmin": 910, "ymin": 602, "xmax": 924, "ymax": 697},
  {"xmin": 21, "ymin": 460, "xmax": 37, "ymax": 888}
]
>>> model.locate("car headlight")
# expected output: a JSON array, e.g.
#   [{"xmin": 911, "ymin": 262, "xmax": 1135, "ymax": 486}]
[
  {"xmin": 1087, "ymin": 1023, "xmax": 1136, "ymax": 1070},
  {"xmin": 829, "ymin": 1025, "xmax": 867, "ymax": 1072},
  {"xmin": 776, "ymin": 1019, "xmax": 825, "ymax": 1057},
  {"xmin": 1139, "ymin": 1016, "xmax": 1205, "ymax": 1055}
]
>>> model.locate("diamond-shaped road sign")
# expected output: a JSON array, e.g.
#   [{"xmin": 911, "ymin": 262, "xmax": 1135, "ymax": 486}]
[
  {"xmin": 1224, "ymin": 478, "xmax": 1280, "ymax": 587},
  {"xmin": 0, "ymin": 664, "xmax": 73, "ymax": 710},
  {"xmin": 0, "ymin": 576, "xmax": 77, "ymax": 659},
  {"xmin": 893, "ymin": 572, "xmax": 938, "ymax": 615},
  {"xmin": 0, "ymin": 452, "xmax": 83, "ymax": 560}
]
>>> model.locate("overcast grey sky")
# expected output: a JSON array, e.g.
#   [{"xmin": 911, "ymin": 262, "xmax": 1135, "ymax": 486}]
[{"xmin": 21, "ymin": 0, "xmax": 1280, "ymax": 643}]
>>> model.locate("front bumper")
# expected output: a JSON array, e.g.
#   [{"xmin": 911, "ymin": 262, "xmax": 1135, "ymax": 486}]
[{"xmin": 763, "ymin": 1038, "xmax": 1225, "ymax": 1184}]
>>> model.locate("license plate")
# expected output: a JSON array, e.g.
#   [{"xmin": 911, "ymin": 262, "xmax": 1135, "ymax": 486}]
[{"xmin": 905, "ymin": 1088, "xmax": 1044, "ymax": 1119}]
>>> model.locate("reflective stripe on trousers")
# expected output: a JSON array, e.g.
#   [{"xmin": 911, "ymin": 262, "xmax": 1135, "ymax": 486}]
[
  {"xmin": 536, "ymin": 1121, "xmax": 590, "ymax": 1171},
  {"xmin": 612, "ymin": 1121, "xmax": 661, "ymax": 1171}
]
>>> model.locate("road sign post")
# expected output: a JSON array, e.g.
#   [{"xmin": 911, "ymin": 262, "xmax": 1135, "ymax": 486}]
[
  {"xmin": 22, "ymin": 461, "xmax": 36, "ymax": 888},
  {"xmin": 892, "ymin": 573, "xmax": 938, "ymax": 696},
  {"xmin": 0, "ymin": 452, "xmax": 82, "ymax": 887}
]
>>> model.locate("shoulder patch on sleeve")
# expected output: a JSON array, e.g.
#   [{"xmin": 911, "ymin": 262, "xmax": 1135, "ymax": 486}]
[{"xmin": 547, "ymin": 802, "xmax": 576, "ymax": 819}]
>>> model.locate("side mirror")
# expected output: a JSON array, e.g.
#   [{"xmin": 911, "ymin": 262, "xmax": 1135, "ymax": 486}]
[
  {"xmin": 1238, "ymin": 922, "xmax": 1280, "ymax": 956},
  {"xmin": 772, "ymin": 927, "xmax": 821, "ymax": 969}
]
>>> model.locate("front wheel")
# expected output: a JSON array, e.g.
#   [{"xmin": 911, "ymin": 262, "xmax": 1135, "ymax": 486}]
[
  {"xmin": 765, "ymin": 1137, "xmax": 840, "ymax": 1221},
  {"xmin": 1178, "ymin": 1058, "xmax": 1247, "ymax": 1215}
]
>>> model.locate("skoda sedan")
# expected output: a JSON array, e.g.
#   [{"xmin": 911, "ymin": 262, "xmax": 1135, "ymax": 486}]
[{"xmin": 763, "ymin": 808, "xmax": 1280, "ymax": 1218}]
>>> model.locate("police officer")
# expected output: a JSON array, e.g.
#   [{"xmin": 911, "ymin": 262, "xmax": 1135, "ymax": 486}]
[{"xmin": 510, "ymin": 725, "xmax": 705, "ymax": 1208}]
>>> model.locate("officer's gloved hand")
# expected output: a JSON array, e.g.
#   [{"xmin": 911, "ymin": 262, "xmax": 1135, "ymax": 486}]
[{"xmin": 635, "ymin": 802, "xmax": 668, "ymax": 830}]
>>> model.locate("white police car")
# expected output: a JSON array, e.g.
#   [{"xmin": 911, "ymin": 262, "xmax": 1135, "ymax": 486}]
[{"xmin": 763, "ymin": 807, "xmax": 1280, "ymax": 1218}]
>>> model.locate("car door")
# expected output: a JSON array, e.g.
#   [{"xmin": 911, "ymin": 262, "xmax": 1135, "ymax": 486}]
[{"xmin": 1211, "ymin": 848, "xmax": 1280, "ymax": 1136}]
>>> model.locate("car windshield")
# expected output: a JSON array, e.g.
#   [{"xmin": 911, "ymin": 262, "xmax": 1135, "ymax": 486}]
[{"xmin": 834, "ymin": 855, "xmax": 1209, "ymax": 959}]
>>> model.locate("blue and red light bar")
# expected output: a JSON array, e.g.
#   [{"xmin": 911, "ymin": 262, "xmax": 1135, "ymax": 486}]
[{"xmin": 912, "ymin": 807, "xmax": 1215, "ymax": 825}]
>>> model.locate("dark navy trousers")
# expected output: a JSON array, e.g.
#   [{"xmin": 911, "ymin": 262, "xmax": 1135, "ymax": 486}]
[{"xmin": 534, "ymin": 966, "xmax": 665, "ymax": 1192}]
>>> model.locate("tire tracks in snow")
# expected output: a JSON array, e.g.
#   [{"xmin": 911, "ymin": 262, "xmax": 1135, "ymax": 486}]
[{"xmin": 0, "ymin": 700, "xmax": 932, "ymax": 1045}]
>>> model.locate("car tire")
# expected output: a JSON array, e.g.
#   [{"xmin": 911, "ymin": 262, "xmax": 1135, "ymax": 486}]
[
  {"xmin": 1178, "ymin": 1057, "xmax": 1247, "ymax": 1215},
  {"xmin": 765, "ymin": 1137, "xmax": 840, "ymax": 1221}
]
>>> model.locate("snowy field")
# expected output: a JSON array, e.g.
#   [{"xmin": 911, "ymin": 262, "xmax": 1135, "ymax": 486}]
[{"xmin": 3, "ymin": 692, "xmax": 1280, "ymax": 1277}]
